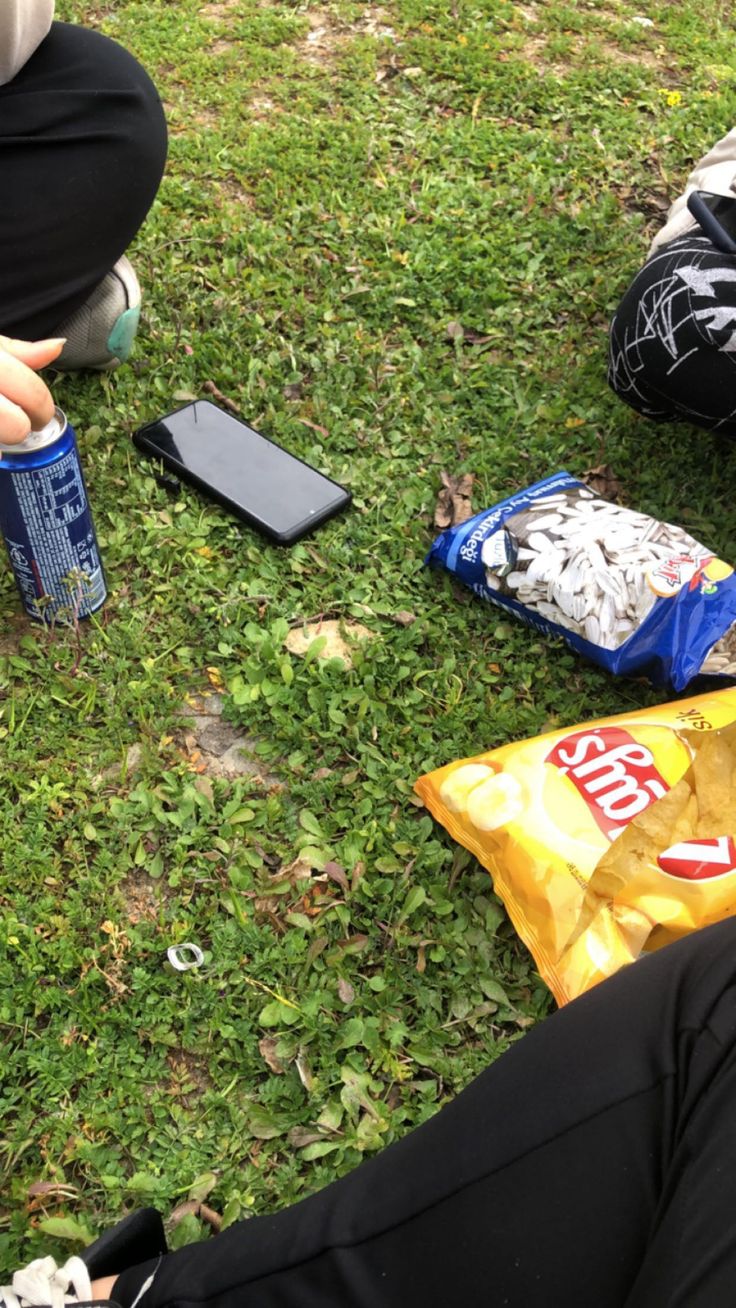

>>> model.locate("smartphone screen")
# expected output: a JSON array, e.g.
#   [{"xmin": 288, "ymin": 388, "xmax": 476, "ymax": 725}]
[
  {"xmin": 133, "ymin": 400, "xmax": 350, "ymax": 544},
  {"xmin": 694, "ymin": 191, "xmax": 736, "ymax": 240}
]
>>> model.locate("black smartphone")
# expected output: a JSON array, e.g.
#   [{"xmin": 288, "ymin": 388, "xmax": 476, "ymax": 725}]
[
  {"xmin": 133, "ymin": 400, "xmax": 351, "ymax": 545},
  {"xmin": 686, "ymin": 190, "xmax": 736, "ymax": 254}
]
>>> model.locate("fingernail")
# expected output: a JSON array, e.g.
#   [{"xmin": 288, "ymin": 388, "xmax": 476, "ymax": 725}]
[{"xmin": 45, "ymin": 337, "xmax": 67, "ymax": 348}]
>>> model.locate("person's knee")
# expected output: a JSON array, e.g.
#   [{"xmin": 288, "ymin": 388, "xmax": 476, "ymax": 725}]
[
  {"xmin": 608, "ymin": 233, "xmax": 736, "ymax": 436},
  {"xmin": 11, "ymin": 21, "xmax": 167, "ymax": 181}
]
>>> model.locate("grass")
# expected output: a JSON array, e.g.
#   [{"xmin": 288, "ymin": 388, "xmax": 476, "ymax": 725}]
[{"xmin": 2, "ymin": 0, "xmax": 736, "ymax": 1263}]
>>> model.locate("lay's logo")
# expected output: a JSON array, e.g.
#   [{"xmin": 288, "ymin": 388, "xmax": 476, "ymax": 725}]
[{"xmin": 546, "ymin": 727, "xmax": 668, "ymax": 840}]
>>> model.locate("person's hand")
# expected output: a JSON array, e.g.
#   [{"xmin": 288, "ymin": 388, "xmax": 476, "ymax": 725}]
[{"xmin": 0, "ymin": 335, "xmax": 65, "ymax": 445}]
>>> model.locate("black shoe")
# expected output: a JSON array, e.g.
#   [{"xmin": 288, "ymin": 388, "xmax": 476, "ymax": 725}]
[
  {"xmin": 83, "ymin": 1210, "xmax": 166, "ymax": 1282},
  {"xmin": 1, "ymin": 1209, "xmax": 167, "ymax": 1308}
]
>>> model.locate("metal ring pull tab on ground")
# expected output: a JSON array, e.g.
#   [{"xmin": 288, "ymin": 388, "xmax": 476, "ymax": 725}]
[{"xmin": 167, "ymin": 942, "xmax": 205, "ymax": 972}]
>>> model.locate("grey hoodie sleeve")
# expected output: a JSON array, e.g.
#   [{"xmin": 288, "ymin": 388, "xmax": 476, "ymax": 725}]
[
  {"xmin": 0, "ymin": 0, "xmax": 55, "ymax": 86},
  {"xmin": 649, "ymin": 125, "xmax": 736, "ymax": 256}
]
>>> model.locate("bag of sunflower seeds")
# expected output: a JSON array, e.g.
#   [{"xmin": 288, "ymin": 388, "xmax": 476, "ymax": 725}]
[{"xmin": 426, "ymin": 471, "xmax": 736, "ymax": 691}]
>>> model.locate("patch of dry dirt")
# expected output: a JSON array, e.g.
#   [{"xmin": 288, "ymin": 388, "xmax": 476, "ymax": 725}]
[
  {"xmin": 177, "ymin": 692, "xmax": 280, "ymax": 784},
  {"xmin": 250, "ymin": 93, "xmax": 283, "ymax": 120},
  {"xmin": 201, "ymin": 0, "xmax": 241, "ymax": 16},
  {"xmin": 166, "ymin": 1048, "xmax": 213, "ymax": 1106},
  {"xmin": 511, "ymin": 30, "xmax": 660, "ymax": 76},
  {"xmin": 596, "ymin": 39, "xmax": 661, "ymax": 69},
  {"xmin": 216, "ymin": 177, "xmax": 256, "ymax": 207},
  {"xmin": 0, "ymin": 612, "xmax": 34, "ymax": 656},
  {"xmin": 297, "ymin": 6, "xmax": 397, "ymax": 65},
  {"xmin": 121, "ymin": 871, "xmax": 162, "ymax": 924}
]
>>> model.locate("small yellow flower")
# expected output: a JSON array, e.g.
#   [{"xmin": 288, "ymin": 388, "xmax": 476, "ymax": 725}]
[
  {"xmin": 658, "ymin": 88, "xmax": 682, "ymax": 107},
  {"xmin": 457, "ymin": 33, "xmax": 468, "ymax": 45}
]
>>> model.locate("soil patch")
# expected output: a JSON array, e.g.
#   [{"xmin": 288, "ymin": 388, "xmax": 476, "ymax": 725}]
[
  {"xmin": 0, "ymin": 611, "xmax": 35, "ymax": 656},
  {"xmin": 177, "ymin": 692, "xmax": 280, "ymax": 784},
  {"xmin": 166, "ymin": 1048, "xmax": 213, "ymax": 1106},
  {"xmin": 297, "ymin": 6, "xmax": 397, "ymax": 66},
  {"xmin": 121, "ymin": 871, "xmax": 162, "ymax": 924}
]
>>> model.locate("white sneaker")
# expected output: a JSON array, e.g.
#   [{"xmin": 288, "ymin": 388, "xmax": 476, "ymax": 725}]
[
  {"xmin": 54, "ymin": 256, "xmax": 142, "ymax": 372},
  {"xmin": 0, "ymin": 1255, "xmax": 95, "ymax": 1308}
]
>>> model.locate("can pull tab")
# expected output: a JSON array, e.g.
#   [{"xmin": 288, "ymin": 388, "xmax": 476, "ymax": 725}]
[{"xmin": 167, "ymin": 942, "xmax": 205, "ymax": 972}]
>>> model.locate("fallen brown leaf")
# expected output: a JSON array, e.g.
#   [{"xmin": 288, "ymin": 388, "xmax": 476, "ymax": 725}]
[
  {"xmin": 269, "ymin": 856, "xmax": 314, "ymax": 884},
  {"xmin": 259, "ymin": 1036, "xmax": 288, "ymax": 1074},
  {"xmin": 582, "ymin": 463, "xmax": 623, "ymax": 503},
  {"xmin": 337, "ymin": 977, "xmax": 355, "ymax": 1004},
  {"xmin": 324, "ymin": 860, "xmax": 349, "ymax": 893},
  {"xmin": 169, "ymin": 1201, "xmax": 222, "ymax": 1232},
  {"xmin": 392, "ymin": 610, "xmax": 417, "ymax": 626},
  {"xmin": 288, "ymin": 1126, "xmax": 325, "ymax": 1148},
  {"xmin": 351, "ymin": 860, "xmax": 365, "ymax": 894},
  {"xmin": 434, "ymin": 470, "xmax": 475, "ymax": 530},
  {"xmin": 296, "ymin": 417, "xmax": 330, "ymax": 439},
  {"xmin": 445, "ymin": 321, "xmax": 493, "ymax": 346},
  {"xmin": 295, "ymin": 1052, "xmax": 313, "ymax": 1090},
  {"xmin": 193, "ymin": 775, "xmax": 214, "ymax": 804}
]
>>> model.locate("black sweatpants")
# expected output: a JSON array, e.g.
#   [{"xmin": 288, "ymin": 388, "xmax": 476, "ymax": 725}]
[
  {"xmin": 114, "ymin": 917, "xmax": 736, "ymax": 1307},
  {"xmin": 609, "ymin": 231, "xmax": 736, "ymax": 436},
  {"xmin": 0, "ymin": 22, "xmax": 167, "ymax": 340}
]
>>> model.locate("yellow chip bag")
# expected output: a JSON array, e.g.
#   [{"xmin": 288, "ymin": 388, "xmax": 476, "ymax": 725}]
[{"xmin": 414, "ymin": 688, "xmax": 736, "ymax": 1004}]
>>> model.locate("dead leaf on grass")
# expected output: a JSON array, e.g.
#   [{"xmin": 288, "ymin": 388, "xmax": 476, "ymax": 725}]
[
  {"xmin": 27, "ymin": 1181, "xmax": 80, "ymax": 1208},
  {"xmin": 194, "ymin": 775, "xmax": 214, "ymax": 804},
  {"xmin": 434, "ymin": 470, "xmax": 475, "ymax": 529},
  {"xmin": 169, "ymin": 1201, "xmax": 222, "ymax": 1232},
  {"xmin": 391, "ymin": 610, "xmax": 416, "ymax": 626},
  {"xmin": 288, "ymin": 1126, "xmax": 325, "ymax": 1147},
  {"xmin": 445, "ymin": 321, "xmax": 494, "ymax": 345},
  {"xmin": 269, "ymin": 855, "xmax": 314, "ymax": 884},
  {"xmin": 337, "ymin": 977, "xmax": 355, "ymax": 1004},
  {"xmin": 285, "ymin": 619, "xmax": 374, "ymax": 669},
  {"xmin": 295, "ymin": 1052, "xmax": 313, "ymax": 1090},
  {"xmin": 324, "ymin": 860, "xmax": 349, "ymax": 893},
  {"xmin": 259, "ymin": 1036, "xmax": 288, "ymax": 1074},
  {"xmin": 582, "ymin": 463, "xmax": 623, "ymax": 502}
]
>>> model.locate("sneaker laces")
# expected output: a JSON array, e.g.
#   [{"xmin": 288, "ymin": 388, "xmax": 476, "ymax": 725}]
[{"xmin": 1, "ymin": 1256, "xmax": 92, "ymax": 1308}]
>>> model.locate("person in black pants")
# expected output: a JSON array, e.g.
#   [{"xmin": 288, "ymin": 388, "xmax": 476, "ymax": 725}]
[
  {"xmin": 0, "ymin": 17, "xmax": 166, "ymax": 443},
  {"xmin": 5, "ymin": 915, "xmax": 736, "ymax": 1308}
]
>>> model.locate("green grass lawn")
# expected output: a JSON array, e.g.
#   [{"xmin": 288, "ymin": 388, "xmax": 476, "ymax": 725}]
[{"xmin": 2, "ymin": 0, "xmax": 736, "ymax": 1262}]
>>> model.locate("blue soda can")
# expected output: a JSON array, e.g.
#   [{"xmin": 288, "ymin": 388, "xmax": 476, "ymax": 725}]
[{"xmin": 0, "ymin": 408, "xmax": 106, "ymax": 621}]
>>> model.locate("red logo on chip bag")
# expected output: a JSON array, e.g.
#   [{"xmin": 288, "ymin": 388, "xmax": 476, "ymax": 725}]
[
  {"xmin": 546, "ymin": 727, "xmax": 669, "ymax": 840},
  {"xmin": 658, "ymin": 836, "xmax": 736, "ymax": 881}
]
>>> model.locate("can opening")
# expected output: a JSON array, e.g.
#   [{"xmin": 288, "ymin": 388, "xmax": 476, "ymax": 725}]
[{"xmin": 0, "ymin": 408, "xmax": 65, "ymax": 455}]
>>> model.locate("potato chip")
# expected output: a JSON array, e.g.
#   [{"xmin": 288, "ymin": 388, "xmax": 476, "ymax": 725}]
[{"xmin": 415, "ymin": 687, "xmax": 736, "ymax": 1004}]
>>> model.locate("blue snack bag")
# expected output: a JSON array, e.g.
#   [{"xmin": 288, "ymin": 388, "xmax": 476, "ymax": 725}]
[{"xmin": 426, "ymin": 471, "xmax": 736, "ymax": 691}]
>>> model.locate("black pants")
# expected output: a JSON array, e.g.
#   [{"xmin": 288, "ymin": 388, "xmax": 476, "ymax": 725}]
[
  {"xmin": 0, "ymin": 22, "xmax": 167, "ymax": 340},
  {"xmin": 608, "ymin": 231, "xmax": 736, "ymax": 436},
  {"xmin": 113, "ymin": 917, "xmax": 736, "ymax": 1307}
]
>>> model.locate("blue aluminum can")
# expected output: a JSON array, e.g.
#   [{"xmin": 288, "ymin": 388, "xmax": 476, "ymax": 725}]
[{"xmin": 0, "ymin": 408, "xmax": 106, "ymax": 621}]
